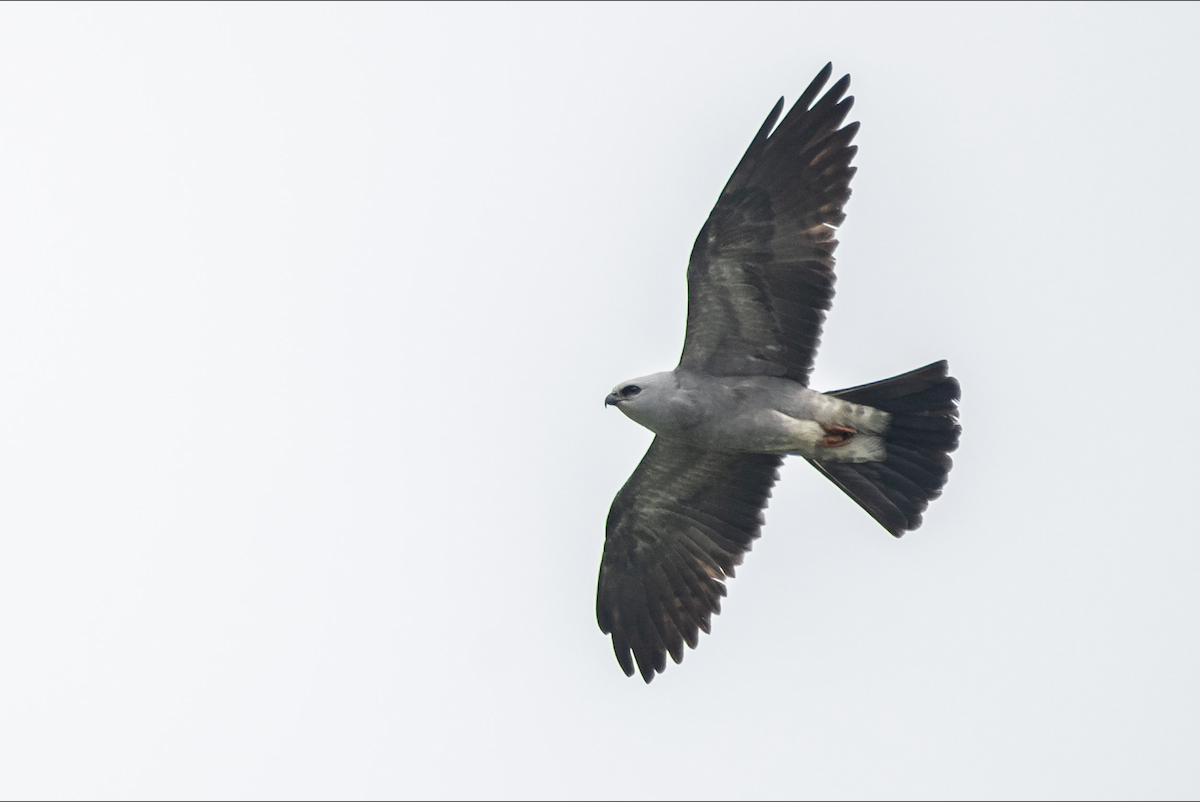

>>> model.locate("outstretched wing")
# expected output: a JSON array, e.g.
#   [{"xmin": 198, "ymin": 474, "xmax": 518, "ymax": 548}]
[
  {"xmin": 679, "ymin": 63, "xmax": 858, "ymax": 385},
  {"xmin": 597, "ymin": 438, "xmax": 781, "ymax": 682}
]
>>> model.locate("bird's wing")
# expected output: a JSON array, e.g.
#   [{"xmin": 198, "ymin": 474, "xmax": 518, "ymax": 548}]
[
  {"xmin": 679, "ymin": 63, "xmax": 858, "ymax": 385},
  {"xmin": 597, "ymin": 437, "xmax": 781, "ymax": 682}
]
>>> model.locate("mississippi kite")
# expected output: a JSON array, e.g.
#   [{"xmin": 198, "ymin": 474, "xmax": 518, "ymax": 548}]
[{"xmin": 599, "ymin": 64, "xmax": 961, "ymax": 682}]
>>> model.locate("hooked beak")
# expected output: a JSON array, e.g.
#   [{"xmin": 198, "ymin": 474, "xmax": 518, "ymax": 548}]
[{"xmin": 604, "ymin": 392, "xmax": 621, "ymax": 408}]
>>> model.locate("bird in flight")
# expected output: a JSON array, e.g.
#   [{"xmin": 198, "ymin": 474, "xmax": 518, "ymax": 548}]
[{"xmin": 599, "ymin": 63, "xmax": 961, "ymax": 683}]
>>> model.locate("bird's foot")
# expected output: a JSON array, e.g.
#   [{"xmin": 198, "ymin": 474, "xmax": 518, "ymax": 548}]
[{"xmin": 819, "ymin": 423, "xmax": 856, "ymax": 448}]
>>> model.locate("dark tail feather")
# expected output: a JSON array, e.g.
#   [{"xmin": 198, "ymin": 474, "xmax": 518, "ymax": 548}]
[{"xmin": 808, "ymin": 360, "xmax": 961, "ymax": 537}]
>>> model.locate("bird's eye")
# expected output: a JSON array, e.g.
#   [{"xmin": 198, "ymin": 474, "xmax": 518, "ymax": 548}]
[{"xmin": 622, "ymin": 385, "xmax": 641, "ymax": 397}]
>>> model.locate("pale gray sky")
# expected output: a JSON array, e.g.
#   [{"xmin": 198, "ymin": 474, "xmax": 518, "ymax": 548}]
[{"xmin": 1, "ymin": 2, "xmax": 1198, "ymax": 799}]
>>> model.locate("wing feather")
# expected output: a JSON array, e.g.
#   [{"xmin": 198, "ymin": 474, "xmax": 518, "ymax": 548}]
[
  {"xmin": 597, "ymin": 438, "xmax": 781, "ymax": 682},
  {"xmin": 679, "ymin": 64, "xmax": 859, "ymax": 385}
]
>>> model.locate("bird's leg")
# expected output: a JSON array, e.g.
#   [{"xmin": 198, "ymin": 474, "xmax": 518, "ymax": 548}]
[{"xmin": 819, "ymin": 423, "xmax": 856, "ymax": 448}]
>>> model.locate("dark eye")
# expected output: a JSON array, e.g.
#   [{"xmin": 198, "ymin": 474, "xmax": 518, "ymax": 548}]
[{"xmin": 622, "ymin": 385, "xmax": 641, "ymax": 397}]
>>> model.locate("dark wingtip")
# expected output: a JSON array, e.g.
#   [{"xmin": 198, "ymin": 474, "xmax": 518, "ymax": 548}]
[
  {"xmin": 764, "ymin": 96, "xmax": 785, "ymax": 134},
  {"xmin": 797, "ymin": 62, "xmax": 834, "ymax": 110},
  {"xmin": 828, "ymin": 72, "xmax": 852, "ymax": 100},
  {"xmin": 612, "ymin": 638, "xmax": 635, "ymax": 677}
]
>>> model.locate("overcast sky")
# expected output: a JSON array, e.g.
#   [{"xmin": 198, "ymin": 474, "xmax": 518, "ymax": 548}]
[{"xmin": 1, "ymin": 2, "xmax": 1199, "ymax": 799}]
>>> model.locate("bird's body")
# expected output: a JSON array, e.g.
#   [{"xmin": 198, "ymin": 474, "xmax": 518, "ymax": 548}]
[
  {"xmin": 607, "ymin": 371, "xmax": 889, "ymax": 462},
  {"xmin": 598, "ymin": 63, "xmax": 961, "ymax": 682}
]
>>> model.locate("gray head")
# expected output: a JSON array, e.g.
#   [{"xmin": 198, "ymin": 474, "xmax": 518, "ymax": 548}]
[{"xmin": 604, "ymin": 371, "xmax": 682, "ymax": 433}]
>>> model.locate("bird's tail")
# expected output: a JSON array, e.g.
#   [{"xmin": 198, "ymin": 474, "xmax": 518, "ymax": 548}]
[{"xmin": 808, "ymin": 360, "xmax": 961, "ymax": 536}]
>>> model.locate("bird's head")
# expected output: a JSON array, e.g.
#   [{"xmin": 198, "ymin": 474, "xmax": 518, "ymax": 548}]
[{"xmin": 604, "ymin": 372, "xmax": 678, "ymax": 429}]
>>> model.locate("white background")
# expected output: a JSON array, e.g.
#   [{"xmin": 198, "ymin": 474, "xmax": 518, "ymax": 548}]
[{"xmin": 1, "ymin": 3, "xmax": 1198, "ymax": 798}]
